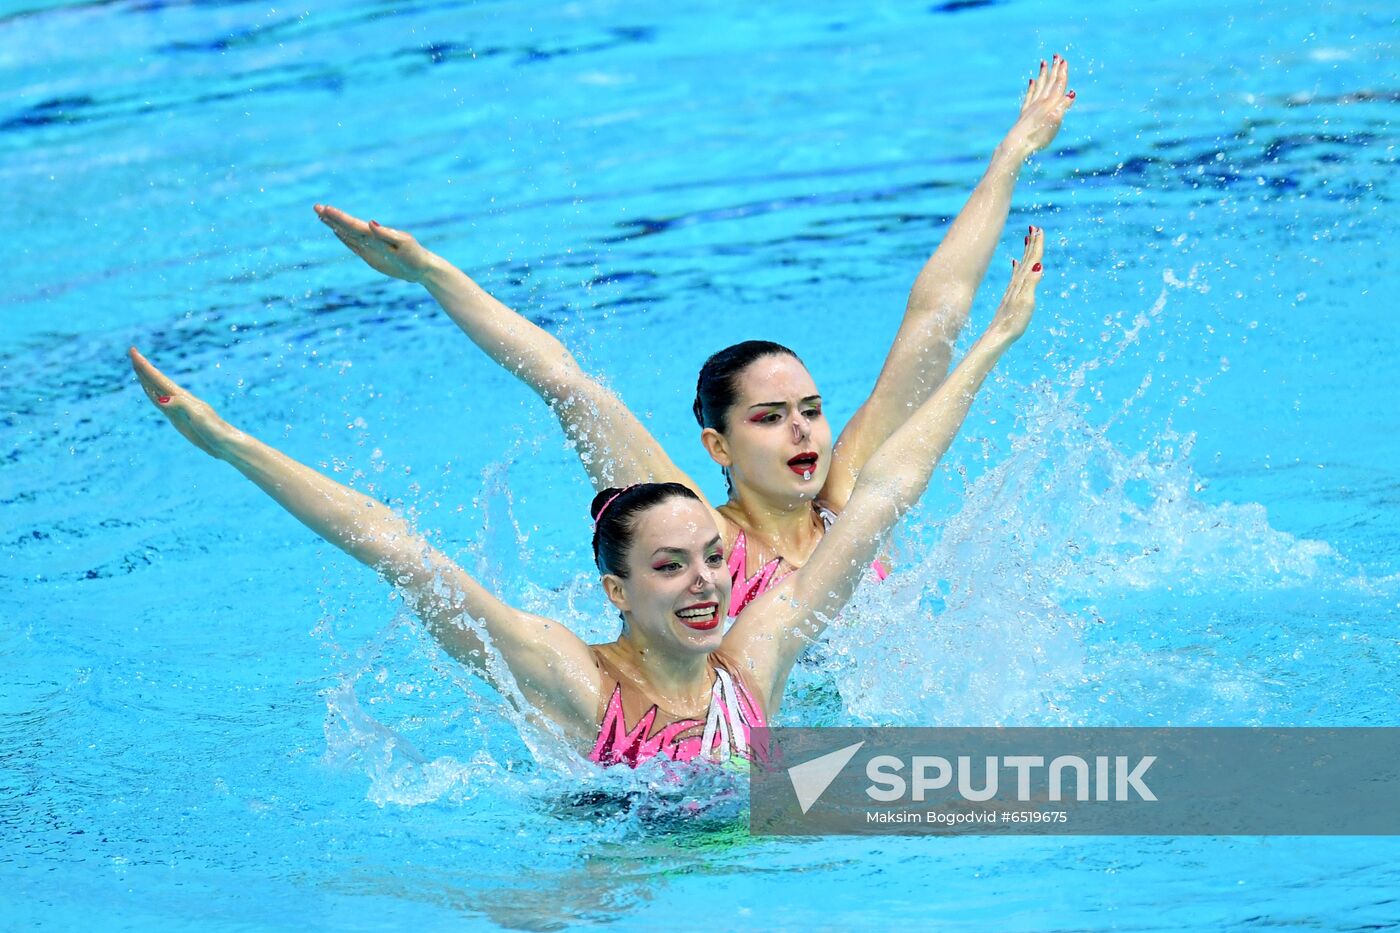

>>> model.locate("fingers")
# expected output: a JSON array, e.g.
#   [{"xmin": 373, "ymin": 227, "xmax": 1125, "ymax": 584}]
[
  {"xmin": 1008, "ymin": 226, "xmax": 1046, "ymax": 302},
  {"xmin": 1050, "ymin": 56, "xmax": 1068, "ymax": 98},
  {"xmin": 128, "ymin": 346, "xmax": 184, "ymax": 404},
  {"xmin": 1032, "ymin": 57, "xmax": 1051, "ymax": 103},
  {"xmin": 315, "ymin": 203, "xmax": 374, "ymax": 242},
  {"xmin": 1025, "ymin": 55, "xmax": 1071, "ymax": 108},
  {"xmin": 129, "ymin": 346, "xmax": 199, "ymax": 415},
  {"xmin": 1015, "ymin": 226, "xmax": 1045, "ymax": 265},
  {"xmin": 1026, "ymin": 58, "xmax": 1047, "ymax": 105},
  {"xmin": 315, "ymin": 203, "xmax": 411, "ymax": 252},
  {"xmin": 330, "ymin": 227, "xmax": 367, "ymax": 256},
  {"xmin": 129, "ymin": 348, "xmax": 222, "ymax": 458},
  {"xmin": 315, "ymin": 203, "xmax": 364, "ymax": 229},
  {"xmin": 1024, "ymin": 225, "xmax": 1045, "ymax": 267},
  {"xmin": 367, "ymin": 219, "xmax": 409, "ymax": 249}
]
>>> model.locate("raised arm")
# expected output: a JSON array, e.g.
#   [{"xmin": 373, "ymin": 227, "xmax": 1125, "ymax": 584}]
[
  {"xmin": 822, "ymin": 57, "xmax": 1072, "ymax": 510},
  {"xmin": 129, "ymin": 348, "xmax": 601, "ymax": 736},
  {"xmin": 727, "ymin": 231, "xmax": 1046, "ymax": 709},
  {"xmin": 314, "ymin": 205, "xmax": 708, "ymax": 505}
]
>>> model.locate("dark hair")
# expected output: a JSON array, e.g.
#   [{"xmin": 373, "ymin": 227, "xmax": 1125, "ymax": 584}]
[
  {"xmin": 692, "ymin": 340, "xmax": 802, "ymax": 433},
  {"xmin": 590, "ymin": 483, "xmax": 702, "ymax": 577}
]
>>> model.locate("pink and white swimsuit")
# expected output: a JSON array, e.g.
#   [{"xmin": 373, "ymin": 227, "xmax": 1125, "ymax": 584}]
[
  {"xmin": 588, "ymin": 650, "xmax": 767, "ymax": 768},
  {"xmin": 726, "ymin": 503, "xmax": 889, "ymax": 618}
]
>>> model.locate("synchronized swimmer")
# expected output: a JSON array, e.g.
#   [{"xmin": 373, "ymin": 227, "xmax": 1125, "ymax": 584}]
[
  {"xmin": 131, "ymin": 57, "xmax": 1073, "ymax": 768},
  {"xmin": 313, "ymin": 55, "xmax": 1072, "ymax": 617}
]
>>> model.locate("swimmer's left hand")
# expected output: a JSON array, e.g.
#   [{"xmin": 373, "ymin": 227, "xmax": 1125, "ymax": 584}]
[
  {"xmin": 129, "ymin": 347, "xmax": 242, "ymax": 460},
  {"xmin": 314, "ymin": 204, "xmax": 440, "ymax": 284},
  {"xmin": 1002, "ymin": 55, "xmax": 1076, "ymax": 161}
]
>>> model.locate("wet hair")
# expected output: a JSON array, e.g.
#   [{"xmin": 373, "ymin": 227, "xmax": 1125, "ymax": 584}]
[
  {"xmin": 692, "ymin": 340, "xmax": 802, "ymax": 433},
  {"xmin": 590, "ymin": 482, "xmax": 702, "ymax": 577}
]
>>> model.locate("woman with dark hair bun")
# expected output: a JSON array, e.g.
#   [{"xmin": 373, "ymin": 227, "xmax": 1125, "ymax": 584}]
[
  {"xmin": 130, "ymin": 232, "xmax": 1048, "ymax": 767},
  {"xmin": 316, "ymin": 57, "xmax": 1073, "ymax": 621}
]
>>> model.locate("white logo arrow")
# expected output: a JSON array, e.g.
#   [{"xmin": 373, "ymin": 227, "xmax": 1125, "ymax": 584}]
[{"xmin": 788, "ymin": 741, "xmax": 865, "ymax": 814}]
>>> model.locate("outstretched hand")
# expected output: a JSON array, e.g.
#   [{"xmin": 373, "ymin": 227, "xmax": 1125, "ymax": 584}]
[
  {"xmin": 314, "ymin": 204, "xmax": 437, "ymax": 283},
  {"xmin": 129, "ymin": 347, "xmax": 239, "ymax": 460},
  {"xmin": 984, "ymin": 226, "xmax": 1045, "ymax": 348},
  {"xmin": 1004, "ymin": 55, "xmax": 1075, "ymax": 159}
]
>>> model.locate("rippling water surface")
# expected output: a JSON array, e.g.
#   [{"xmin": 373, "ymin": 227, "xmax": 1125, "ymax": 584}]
[{"xmin": 4, "ymin": 0, "xmax": 1398, "ymax": 929}]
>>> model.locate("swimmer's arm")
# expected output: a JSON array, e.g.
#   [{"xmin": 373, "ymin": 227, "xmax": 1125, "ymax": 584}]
[
  {"xmin": 315, "ymin": 204, "xmax": 710, "ymax": 506},
  {"xmin": 727, "ymin": 236, "xmax": 1044, "ymax": 708},
  {"xmin": 822, "ymin": 58, "xmax": 1072, "ymax": 511},
  {"xmin": 128, "ymin": 348, "xmax": 602, "ymax": 730}
]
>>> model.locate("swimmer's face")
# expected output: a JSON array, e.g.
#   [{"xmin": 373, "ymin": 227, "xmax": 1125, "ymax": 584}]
[
  {"xmin": 602, "ymin": 497, "xmax": 730, "ymax": 654},
  {"xmin": 702, "ymin": 354, "xmax": 832, "ymax": 504}
]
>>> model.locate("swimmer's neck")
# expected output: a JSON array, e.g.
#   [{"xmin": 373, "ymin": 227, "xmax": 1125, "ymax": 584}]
[
  {"xmin": 720, "ymin": 490, "xmax": 825, "ymax": 558},
  {"xmin": 609, "ymin": 633, "xmax": 714, "ymax": 707}
]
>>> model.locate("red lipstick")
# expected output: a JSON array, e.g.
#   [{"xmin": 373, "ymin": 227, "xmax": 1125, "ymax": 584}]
[
  {"xmin": 787, "ymin": 452, "xmax": 819, "ymax": 478},
  {"xmin": 676, "ymin": 602, "xmax": 720, "ymax": 631}
]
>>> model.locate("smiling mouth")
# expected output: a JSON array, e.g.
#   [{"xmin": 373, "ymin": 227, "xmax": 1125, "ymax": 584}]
[
  {"xmin": 676, "ymin": 602, "xmax": 720, "ymax": 631},
  {"xmin": 787, "ymin": 452, "xmax": 819, "ymax": 478}
]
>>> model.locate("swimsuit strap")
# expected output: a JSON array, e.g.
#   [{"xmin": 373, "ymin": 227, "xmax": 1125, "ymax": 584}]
[{"xmin": 814, "ymin": 502, "xmax": 890, "ymax": 581}]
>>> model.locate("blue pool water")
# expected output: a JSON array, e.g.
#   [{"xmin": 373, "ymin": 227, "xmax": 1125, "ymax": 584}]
[{"xmin": 4, "ymin": 0, "xmax": 1398, "ymax": 929}]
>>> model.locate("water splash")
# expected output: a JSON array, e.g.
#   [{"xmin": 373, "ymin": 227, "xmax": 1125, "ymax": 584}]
[
  {"xmin": 780, "ymin": 266, "xmax": 1363, "ymax": 731},
  {"xmin": 317, "ymin": 264, "xmax": 1380, "ymax": 802},
  {"xmin": 322, "ymin": 678, "xmax": 481, "ymax": 807}
]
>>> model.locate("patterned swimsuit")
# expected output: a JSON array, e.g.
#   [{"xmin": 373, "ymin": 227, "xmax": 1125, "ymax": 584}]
[
  {"xmin": 725, "ymin": 503, "xmax": 889, "ymax": 618},
  {"xmin": 588, "ymin": 648, "xmax": 767, "ymax": 768}
]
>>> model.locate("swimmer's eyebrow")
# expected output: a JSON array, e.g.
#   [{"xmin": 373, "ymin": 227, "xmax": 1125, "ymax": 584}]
[
  {"xmin": 650, "ymin": 535, "xmax": 723, "ymax": 557},
  {"xmin": 747, "ymin": 395, "xmax": 822, "ymax": 410}
]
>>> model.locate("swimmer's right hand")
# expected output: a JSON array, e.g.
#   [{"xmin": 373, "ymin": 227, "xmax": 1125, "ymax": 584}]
[
  {"xmin": 314, "ymin": 204, "xmax": 439, "ymax": 284},
  {"xmin": 129, "ymin": 347, "xmax": 243, "ymax": 460},
  {"xmin": 982, "ymin": 227, "xmax": 1046, "ymax": 349}
]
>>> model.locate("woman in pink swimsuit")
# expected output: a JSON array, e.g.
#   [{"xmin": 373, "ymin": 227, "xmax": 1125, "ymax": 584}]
[
  {"xmin": 313, "ymin": 57, "xmax": 1075, "ymax": 616},
  {"xmin": 130, "ymin": 230, "xmax": 1048, "ymax": 767}
]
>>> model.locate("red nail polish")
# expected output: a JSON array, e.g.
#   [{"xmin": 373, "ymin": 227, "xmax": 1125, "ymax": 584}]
[
  {"xmin": 1068, "ymin": 90, "xmax": 1076, "ymax": 99},
  {"xmin": 1029, "ymin": 78, "xmax": 1035, "ymax": 87},
  {"xmin": 157, "ymin": 395, "xmax": 171, "ymax": 404},
  {"xmin": 1040, "ymin": 60, "xmax": 1046, "ymax": 68},
  {"xmin": 1032, "ymin": 262, "xmax": 1042, "ymax": 272},
  {"xmin": 1024, "ymin": 236, "xmax": 1029, "ymax": 244}
]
